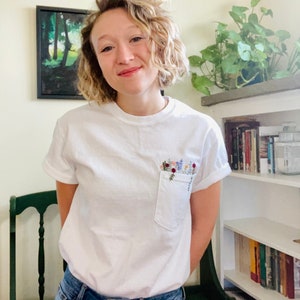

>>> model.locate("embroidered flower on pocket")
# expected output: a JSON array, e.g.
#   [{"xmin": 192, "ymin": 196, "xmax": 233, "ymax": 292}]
[{"xmin": 161, "ymin": 159, "xmax": 197, "ymax": 181}]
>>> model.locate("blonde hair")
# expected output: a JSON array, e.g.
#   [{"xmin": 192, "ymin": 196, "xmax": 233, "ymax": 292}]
[{"xmin": 77, "ymin": 0, "xmax": 189, "ymax": 103}]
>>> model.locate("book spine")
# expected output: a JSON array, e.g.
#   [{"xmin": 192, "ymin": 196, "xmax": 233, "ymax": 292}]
[
  {"xmin": 245, "ymin": 130, "xmax": 252, "ymax": 172},
  {"xmin": 268, "ymin": 136, "xmax": 275, "ymax": 174},
  {"xmin": 266, "ymin": 246, "xmax": 273, "ymax": 289},
  {"xmin": 280, "ymin": 252, "xmax": 287, "ymax": 296},
  {"xmin": 231, "ymin": 127, "xmax": 239, "ymax": 170},
  {"xmin": 250, "ymin": 239, "xmax": 260, "ymax": 282},
  {"xmin": 260, "ymin": 243, "xmax": 267, "ymax": 287},
  {"xmin": 274, "ymin": 249, "xmax": 281, "ymax": 293},
  {"xmin": 235, "ymin": 233, "xmax": 250, "ymax": 274},
  {"xmin": 294, "ymin": 258, "xmax": 300, "ymax": 298},
  {"xmin": 286, "ymin": 254, "xmax": 295, "ymax": 299},
  {"xmin": 251, "ymin": 128, "xmax": 258, "ymax": 173}
]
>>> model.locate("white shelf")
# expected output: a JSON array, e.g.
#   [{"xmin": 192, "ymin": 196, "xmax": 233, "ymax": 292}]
[
  {"xmin": 211, "ymin": 88, "xmax": 300, "ymax": 119},
  {"xmin": 224, "ymin": 217, "xmax": 300, "ymax": 260},
  {"xmin": 230, "ymin": 171, "xmax": 300, "ymax": 188},
  {"xmin": 225, "ymin": 270, "xmax": 287, "ymax": 300}
]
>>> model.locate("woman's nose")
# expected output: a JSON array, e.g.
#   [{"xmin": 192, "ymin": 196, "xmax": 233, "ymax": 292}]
[{"xmin": 117, "ymin": 44, "xmax": 134, "ymax": 64}]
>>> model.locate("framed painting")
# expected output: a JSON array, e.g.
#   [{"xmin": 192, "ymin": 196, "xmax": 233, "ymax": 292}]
[{"xmin": 36, "ymin": 6, "xmax": 89, "ymax": 99}]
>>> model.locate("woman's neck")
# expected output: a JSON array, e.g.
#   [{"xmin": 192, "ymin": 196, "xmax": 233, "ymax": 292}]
[{"xmin": 116, "ymin": 92, "xmax": 167, "ymax": 116}]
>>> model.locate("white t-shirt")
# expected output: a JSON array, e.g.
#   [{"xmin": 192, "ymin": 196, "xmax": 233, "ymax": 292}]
[{"xmin": 43, "ymin": 97, "xmax": 231, "ymax": 298}]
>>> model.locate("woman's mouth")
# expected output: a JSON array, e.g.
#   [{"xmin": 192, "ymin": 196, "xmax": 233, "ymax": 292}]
[{"xmin": 118, "ymin": 67, "xmax": 141, "ymax": 77}]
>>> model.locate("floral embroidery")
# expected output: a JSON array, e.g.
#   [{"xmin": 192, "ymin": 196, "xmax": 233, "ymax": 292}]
[{"xmin": 161, "ymin": 159, "xmax": 197, "ymax": 181}]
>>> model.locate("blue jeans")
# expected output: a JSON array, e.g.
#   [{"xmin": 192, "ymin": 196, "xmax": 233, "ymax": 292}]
[{"xmin": 55, "ymin": 267, "xmax": 185, "ymax": 300}]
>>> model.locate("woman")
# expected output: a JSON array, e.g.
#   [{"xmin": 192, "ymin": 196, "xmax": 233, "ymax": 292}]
[{"xmin": 43, "ymin": 0, "xmax": 231, "ymax": 299}]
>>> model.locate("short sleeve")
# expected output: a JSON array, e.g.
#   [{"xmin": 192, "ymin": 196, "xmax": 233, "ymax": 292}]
[
  {"xmin": 192, "ymin": 119, "xmax": 231, "ymax": 192},
  {"xmin": 43, "ymin": 120, "xmax": 78, "ymax": 184}
]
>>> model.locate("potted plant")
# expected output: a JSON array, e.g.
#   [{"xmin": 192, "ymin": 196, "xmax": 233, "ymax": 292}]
[{"xmin": 189, "ymin": 0, "xmax": 300, "ymax": 96}]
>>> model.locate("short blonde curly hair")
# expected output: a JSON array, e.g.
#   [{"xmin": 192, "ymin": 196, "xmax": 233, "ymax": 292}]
[{"xmin": 77, "ymin": 0, "xmax": 189, "ymax": 103}]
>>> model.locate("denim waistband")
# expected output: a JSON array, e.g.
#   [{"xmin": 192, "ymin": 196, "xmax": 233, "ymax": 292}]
[{"xmin": 57, "ymin": 267, "xmax": 185, "ymax": 300}]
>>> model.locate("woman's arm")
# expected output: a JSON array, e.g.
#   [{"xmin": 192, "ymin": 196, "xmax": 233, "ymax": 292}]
[
  {"xmin": 189, "ymin": 181, "xmax": 221, "ymax": 273},
  {"xmin": 56, "ymin": 181, "xmax": 78, "ymax": 227}
]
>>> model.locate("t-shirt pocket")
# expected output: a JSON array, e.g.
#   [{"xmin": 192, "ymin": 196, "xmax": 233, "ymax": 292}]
[{"xmin": 154, "ymin": 171, "xmax": 195, "ymax": 231}]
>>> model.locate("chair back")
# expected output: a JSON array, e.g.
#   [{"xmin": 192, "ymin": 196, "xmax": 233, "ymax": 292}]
[
  {"xmin": 9, "ymin": 190, "xmax": 57, "ymax": 300},
  {"xmin": 185, "ymin": 241, "xmax": 236, "ymax": 299}
]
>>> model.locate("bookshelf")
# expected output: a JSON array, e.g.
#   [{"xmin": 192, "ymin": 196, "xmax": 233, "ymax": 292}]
[
  {"xmin": 202, "ymin": 76, "xmax": 300, "ymax": 299},
  {"xmin": 224, "ymin": 218, "xmax": 300, "ymax": 260},
  {"xmin": 230, "ymin": 172, "xmax": 300, "ymax": 188}
]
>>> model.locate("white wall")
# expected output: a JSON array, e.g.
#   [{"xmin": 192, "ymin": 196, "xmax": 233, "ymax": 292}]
[{"xmin": 0, "ymin": 0, "xmax": 299, "ymax": 299}]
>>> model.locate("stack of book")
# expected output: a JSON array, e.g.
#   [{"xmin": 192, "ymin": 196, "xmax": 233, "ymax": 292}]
[
  {"xmin": 224, "ymin": 118, "xmax": 283, "ymax": 173},
  {"xmin": 235, "ymin": 234, "xmax": 300, "ymax": 299}
]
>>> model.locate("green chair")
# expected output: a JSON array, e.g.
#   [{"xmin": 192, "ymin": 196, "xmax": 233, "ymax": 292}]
[
  {"xmin": 9, "ymin": 190, "xmax": 57, "ymax": 300},
  {"xmin": 185, "ymin": 241, "xmax": 235, "ymax": 300},
  {"xmin": 9, "ymin": 190, "xmax": 233, "ymax": 300}
]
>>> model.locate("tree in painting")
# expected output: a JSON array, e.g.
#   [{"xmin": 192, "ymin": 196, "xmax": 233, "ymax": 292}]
[{"xmin": 39, "ymin": 9, "xmax": 86, "ymax": 97}]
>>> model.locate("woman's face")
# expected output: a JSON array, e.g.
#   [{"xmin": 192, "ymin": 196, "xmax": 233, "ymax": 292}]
[{"xmin": 90, "ymin": 8, "xmax": 159, "ymax": 98}]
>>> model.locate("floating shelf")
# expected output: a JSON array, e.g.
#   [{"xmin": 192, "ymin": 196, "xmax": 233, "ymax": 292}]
[{"xmin": 201, "ymin": 74, "xmax": 300, "ymax": 106}]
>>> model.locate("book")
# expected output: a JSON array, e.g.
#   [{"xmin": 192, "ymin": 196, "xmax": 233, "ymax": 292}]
[
  {"xmin": 244, "ymin": 129, "xmax": 252, "ymax": 171},
  {"xmin": 251, "ymin": 128, "xmax": 258, "ymax": 173},
  {"xmin": 265, "ymin": 246, "xmax": 275, "ymax": 290},
  {"xmin": 231, "ymin": 127, "xmax": 239, "ymax": 170},
  {"xmin": 286, "ymin": 254, "xmax": 295, "ymax": 298},
  {"xmin": 238, "ymin": 126, "xmax": 249, "ymax": 170},
  {"xmin": 280, "ymin": 252, "xmax": 287, "ymax": 296},
  {"xmin": 257, "ymin": 125, "xmax": 282, "ymax": 173},
  {"xmin": 294, "ymin": 258, "xmax": 300, "ymax": 299},
  {"xmin": 259, "ymin": 243, "xmax": 267, "ymax": 287},
  {"xmin": 273, "ymin": 249, "xmax": 281, "ymax": 292},
  {"xmin": 224, "ymin": 119, "xmax": 260, "ymax": 170},
  {"xmin": 249, "ymin": 239, "xmax": 260, "ymax": 283},
  {"xmin": 268, "ymin": 136, "xmax": 276, "ymax": 174},
  {"xmin": 234, "ymin": 233, "xmax": 250, "ymax": 274}
]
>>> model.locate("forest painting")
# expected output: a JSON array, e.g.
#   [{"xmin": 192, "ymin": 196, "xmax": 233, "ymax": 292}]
[{"xmin": 36, "ymin": 6, "xmax": 88, "ymax": 99}]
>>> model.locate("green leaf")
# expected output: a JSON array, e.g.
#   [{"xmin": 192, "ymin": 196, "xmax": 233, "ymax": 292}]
[
  {"xmin": 275, "ymin": 30, "xmax": 291, "ymax": 42},
  {"xmin": 268, "ymin": 43, "xmax": 281, "ymax": 54},
  {"xmin": 255, "ymin": 43, "xmax": 264, "ymax": 52},
  {"xmin": 254, "ymin": 24, "xmax": 273, "ymax": 37},
  {"xmin": 221, "ymin": 55, "xmax": 240, "ymax": 74},
  {"xmin": 251, "ymin": 0, "xmax": 260, "ymax": 8},
  {"xmin": 248, "ymin": 13, "xmax": 259, "ymax": 25},
  {"xmin": 260, "ymin": 7, "xmax": 273, "ymax": 17},
  {"xmin": 191, "ymin": 73, "xmax": 214, "ymax": 96},
  {"xmin": 228, "ymin": 30, "xmax": 241, "ymax": 43},
  {"xmin": 201, "ymin": 45, "xmax": 221, "ymax": 64},
  {"xmin": 238, "ymin": 41, "xmax": 251, "ymax": 61},
  {"xmin": 188, "ymin": 55, "xmax": 205, "ymax": 67},
  {"xmin": 232, "ymin": 6, "xmax": 248, "ymax": 15},
  {"xmin": 264, "ymin": 28, "xmax": 275, "ymax": 37},
  {"xmin": 217, "ymin": 22, "xmax": 228, "ymax": 32},
  {"xmin": 230, "ymin": 6, "xmax": 248, "ymax": 24}
]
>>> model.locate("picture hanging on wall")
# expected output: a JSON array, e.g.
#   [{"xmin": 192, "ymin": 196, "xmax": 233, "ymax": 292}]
[{"xmin": 36, "ymin": 6, "xmax": 89, "ymax": 99}]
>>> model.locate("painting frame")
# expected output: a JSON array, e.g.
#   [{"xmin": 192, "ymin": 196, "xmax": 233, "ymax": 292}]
[{"xmin": 36, "ymin": 6, "xmax": 89, "ymax": 100}]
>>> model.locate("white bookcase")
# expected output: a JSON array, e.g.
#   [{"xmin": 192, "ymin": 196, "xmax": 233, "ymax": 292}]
[{"xmin": 202, "ymin": 77, "xmax": 300, "ymax": 300}]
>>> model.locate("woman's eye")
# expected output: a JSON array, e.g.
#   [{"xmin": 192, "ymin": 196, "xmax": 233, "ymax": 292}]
[
  {"xmin": 100, "ymin": 46, "xmax": 113, "ymax": 53},
  {"xmin": 131, "ymin": 36, "xmax": 144, "ymax": 43}
]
